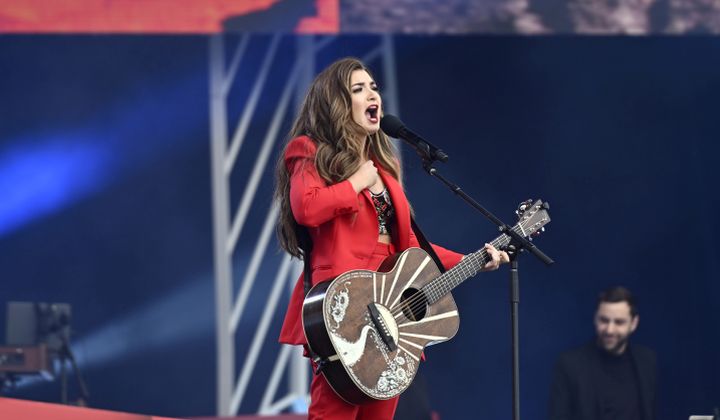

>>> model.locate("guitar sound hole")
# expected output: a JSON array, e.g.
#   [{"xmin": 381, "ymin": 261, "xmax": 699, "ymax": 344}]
[{"xmin": 400, "ymin": 288, "xmax": 428, "ymax": 321}]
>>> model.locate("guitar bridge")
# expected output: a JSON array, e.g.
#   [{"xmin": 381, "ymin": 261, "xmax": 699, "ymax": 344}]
[{"xmin": 367, "ymin": 303, "xmax": 397, "ymax": 352}]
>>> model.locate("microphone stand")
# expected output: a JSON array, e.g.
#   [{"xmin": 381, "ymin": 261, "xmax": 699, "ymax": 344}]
[{"xmin": 407, "ymin": 140, "xmax": 554, "ymax": 420}]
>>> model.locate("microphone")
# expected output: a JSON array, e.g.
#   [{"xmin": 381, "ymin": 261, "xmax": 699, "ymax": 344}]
[{"xmin": 380, "ymin": 115, "xmax": 448, "ymax": 163}]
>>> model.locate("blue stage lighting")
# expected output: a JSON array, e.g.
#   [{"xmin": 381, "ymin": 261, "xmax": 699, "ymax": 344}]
[{"xmin": 0, "ymin": 138, "xmax": 111, "ymax": 237}]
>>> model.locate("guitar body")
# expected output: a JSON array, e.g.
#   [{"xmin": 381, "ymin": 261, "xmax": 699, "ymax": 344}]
[{"xmin": 302, "ymin": 247, "xmax": 460, "ymax": 405}]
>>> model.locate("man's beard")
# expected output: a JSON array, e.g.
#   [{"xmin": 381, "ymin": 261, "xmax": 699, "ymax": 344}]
[{"xmin": 598, "ymin": 334, "xmax": 629, "ymax": 355}]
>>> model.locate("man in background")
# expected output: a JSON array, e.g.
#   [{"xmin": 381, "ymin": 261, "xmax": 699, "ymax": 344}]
[{"xmin": 549, "ymin": 286, "xmax": 657, "ymax": 420}]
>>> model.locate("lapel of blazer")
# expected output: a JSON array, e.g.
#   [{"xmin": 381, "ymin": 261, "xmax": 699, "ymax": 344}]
[{"xmin": 378, "ymin": 165, "xmax": 410, "ymax": 250}]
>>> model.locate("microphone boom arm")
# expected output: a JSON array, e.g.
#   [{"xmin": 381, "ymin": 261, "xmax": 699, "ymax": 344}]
[{"xmin": 402, "ymin": 128, "xmax": 449, "ymax": 163}]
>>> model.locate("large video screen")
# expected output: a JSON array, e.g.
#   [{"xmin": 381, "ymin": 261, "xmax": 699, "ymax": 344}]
[
  {"xmin": 1, "ymin": 0, "xmax": 717, "ymax": 34},
  {"xmin": 0, "ymin": 0, "xmax": 338, "ymax": 33},
  {"xmin": 341, "ymin": 0, "xmax": 720, "ymax": 34}
]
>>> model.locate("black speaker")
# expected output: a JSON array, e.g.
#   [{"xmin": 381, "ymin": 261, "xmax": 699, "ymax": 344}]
[
  {"xmin": 5, "ymin": 302, "xmax": 71, "ymax": 351},
  {"xmin": 5, "ymin": 302, "xmax": 37, "ymax": 346}
]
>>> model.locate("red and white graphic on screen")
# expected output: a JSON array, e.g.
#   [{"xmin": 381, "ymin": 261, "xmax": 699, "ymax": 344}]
[{"xmin": 0, "ymin": 0, "xmax": 338, "ymax": 33}]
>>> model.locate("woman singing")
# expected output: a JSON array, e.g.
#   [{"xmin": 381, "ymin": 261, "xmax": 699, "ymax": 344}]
[{"xmin": 274, "ymin": 57, "xmax": 508, "ymax": 419}]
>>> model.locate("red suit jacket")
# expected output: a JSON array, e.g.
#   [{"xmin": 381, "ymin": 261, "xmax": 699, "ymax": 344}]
[{"xmin": 278, "ymin": 136, "xmax": 463, "ymax": 345}]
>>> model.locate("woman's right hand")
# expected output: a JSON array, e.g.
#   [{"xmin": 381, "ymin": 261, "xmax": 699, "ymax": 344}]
[{"xmin": 348, "ymin": 160, "xmax": 378, "ymax": 193}]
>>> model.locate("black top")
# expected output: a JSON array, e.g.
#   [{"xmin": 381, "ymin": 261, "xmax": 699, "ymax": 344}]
[
  {"xmin": 596, "ymin": 346, "xmax": 642, "ymax": 420},
  {"xmin": 549, "ymin": 341, "xmax": 657, "ymax": 420}
]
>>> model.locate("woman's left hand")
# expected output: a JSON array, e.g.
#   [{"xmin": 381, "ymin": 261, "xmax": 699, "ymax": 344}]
[{"xmin": 481, "ymin": 243, "xmax": 510, "ymax": 271}]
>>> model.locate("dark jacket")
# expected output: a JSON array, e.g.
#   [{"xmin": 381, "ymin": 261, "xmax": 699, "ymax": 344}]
[{"xmin": 549, "ymin": 341, "xmax": 657, "ymax": 420}]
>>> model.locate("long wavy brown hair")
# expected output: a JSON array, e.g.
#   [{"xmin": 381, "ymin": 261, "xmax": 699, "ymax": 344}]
[{"xmin": 275, "ymin": 57, "xmax": 401, "ymax": 258}]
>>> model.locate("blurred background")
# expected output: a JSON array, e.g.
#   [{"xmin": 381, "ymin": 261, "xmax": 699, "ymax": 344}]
[{"xmin": 0, "ymin": 1, "xmax": 718, "ymax": 419}]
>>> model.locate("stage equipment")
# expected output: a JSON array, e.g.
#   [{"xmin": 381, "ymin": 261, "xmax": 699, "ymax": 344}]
[
  {"xmin": 380, "ymin": 115, "xmax": 448, "ymax": 163},
  {"xmin": 382, "ymin": 117, "xmax": 555, "ymax": 420},
  {"xmin": 1, "ymin": 302, "xmax": 88, "ymax": 405},
  {"xmin": 0, "ymin": 344, "xmax": 52, "ymax": 375}
]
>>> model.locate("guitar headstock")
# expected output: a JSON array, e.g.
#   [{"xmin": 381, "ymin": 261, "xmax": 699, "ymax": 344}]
[{"xmin": 516, "ymin": 199, "xmax": 551, "ymax": 239}]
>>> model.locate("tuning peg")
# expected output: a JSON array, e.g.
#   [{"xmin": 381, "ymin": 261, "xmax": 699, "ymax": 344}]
[
  {"xmin": 530, "ymin": 227, "xmax": 545, "ymax": 238},
  {"xmin": 516, "ymin": 199, "xmax": 533, "ymax": 217}
]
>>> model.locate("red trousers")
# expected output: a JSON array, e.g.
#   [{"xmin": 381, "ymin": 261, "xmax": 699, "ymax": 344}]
[{"xmin": 308, "ymin": 241, "xmax": 400, "ymax": 420}]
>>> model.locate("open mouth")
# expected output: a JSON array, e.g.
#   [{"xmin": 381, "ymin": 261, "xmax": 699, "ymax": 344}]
[{"xmin": 365, "ymin": 105, "xmax": 379, "ymax": 124}]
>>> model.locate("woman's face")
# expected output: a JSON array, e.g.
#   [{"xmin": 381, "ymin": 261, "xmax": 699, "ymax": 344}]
[{"xmin": 349, "ymin": 69, "xmax": 382, "ymax": 135}]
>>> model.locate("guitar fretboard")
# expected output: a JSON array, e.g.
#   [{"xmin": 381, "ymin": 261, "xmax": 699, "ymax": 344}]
[{"xmin": 421, "ymin": 224, "xmax": 522, "ymax": 304}]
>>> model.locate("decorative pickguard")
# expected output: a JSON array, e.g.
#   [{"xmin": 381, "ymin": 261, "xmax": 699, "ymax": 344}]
[
  {"xmin": 366, "ymin": 320, "xmax": 416, "ymax": 394},
  {"xmin": 325, "ymin": 272, "xmax": 375, "ymax": 369},
  {"xmin": 329, "ymin": 325, "xmax": 373, "ymax": 367},
  {"xmin": 323, "ymin": 268, "xmax": 427, "ymax": 400},
  {"xmin": 375, "ymin": 354, "xmax": 415, "ymax": 397},
  {"xmin": 329, "ymin": 283, "xmax": 350, "ymax": 327}
]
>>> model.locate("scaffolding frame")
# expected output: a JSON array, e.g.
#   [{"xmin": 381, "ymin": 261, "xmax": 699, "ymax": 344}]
[{"xmin": 209, "ymin": 33, "xmax": 399, "ymax": 416}]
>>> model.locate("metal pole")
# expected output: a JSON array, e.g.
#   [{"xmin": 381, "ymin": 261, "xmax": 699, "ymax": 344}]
[{"xmin": 209, "ymin": 33, "xmax": 233, "ymax": 416}]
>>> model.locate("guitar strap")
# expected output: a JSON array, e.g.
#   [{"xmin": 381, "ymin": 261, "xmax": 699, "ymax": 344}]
[
  {"xmin": 297, "ymin": 225, "xmax": 313, "ymax": 297},
  {"xmin": 297, "ymin": 216, "xmax": 446, "ymax": 375},
  {"xmin": 410, "ymin": 216, "xmax": 447, "ymax": 274}
]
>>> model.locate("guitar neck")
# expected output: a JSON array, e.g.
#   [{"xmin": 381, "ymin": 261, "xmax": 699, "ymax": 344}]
[{"xmin": 421, "ymin": 227, "xmax": 517, "ymax": 304}]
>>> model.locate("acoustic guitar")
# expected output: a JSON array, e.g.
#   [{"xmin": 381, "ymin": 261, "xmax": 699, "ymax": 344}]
[{"xmin": 302, "ymin": 199, "xmax": 550, "ymax": 404}]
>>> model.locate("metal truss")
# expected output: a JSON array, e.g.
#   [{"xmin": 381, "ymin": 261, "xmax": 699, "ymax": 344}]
[{"xmin": 209, "ymin": 33, "xmax": 400, "ymax": 416}]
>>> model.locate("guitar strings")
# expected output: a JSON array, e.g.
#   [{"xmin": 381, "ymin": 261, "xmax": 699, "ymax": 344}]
[
  {"xmin": 389, "ymin": 208, "xmax": 544, "ymax": 320},
  {"xmin": 389, "ymin": 239, "xmax": 502, "ymax": 319},
  {"xmin": 389, "ymin": 223, "xmax": 520, "ymax": 319},
  {"xmin": 388, "ymin": 222, "xmax": 527, "ymax": 320}
]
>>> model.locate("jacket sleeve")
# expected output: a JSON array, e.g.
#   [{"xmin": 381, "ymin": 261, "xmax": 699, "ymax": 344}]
[
  {"xmin": 287, "ymin": 137, "xmax": 361, "ymax": 228},
  {"xmin": 408, "ymin": 229, "xmax": 464, "ymax": 270}
]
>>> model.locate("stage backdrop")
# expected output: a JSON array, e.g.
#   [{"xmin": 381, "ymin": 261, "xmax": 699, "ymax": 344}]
[{"xmin": 1, "ymin": 34, "xmax": 718, "ymax": 419}]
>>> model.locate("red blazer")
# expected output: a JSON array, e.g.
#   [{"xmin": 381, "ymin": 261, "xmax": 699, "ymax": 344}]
[{"xmin": 278, "ymin": 136, "xmax": 463, "ymax": 345}]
